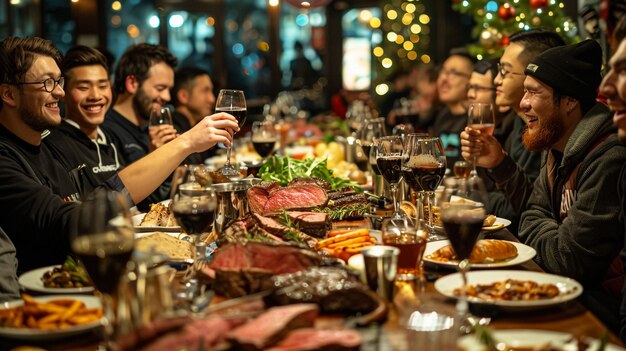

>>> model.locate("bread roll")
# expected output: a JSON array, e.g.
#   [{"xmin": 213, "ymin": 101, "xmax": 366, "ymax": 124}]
[{"xmin": 428, "ymin": 239, "xmax": 517, "ymax": 263}]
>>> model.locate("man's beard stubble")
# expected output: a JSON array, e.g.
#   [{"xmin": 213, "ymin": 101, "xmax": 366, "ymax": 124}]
[
  {"xmin": 18, "ymin": 103, "xmax": 58, "ymax": 132},
  {"xmin": 522, "ymin": 111, "xmax": 566, "ymax": 151},
  {"xmin": 132, "ymin": 86, "xmax": 154, "ymax": 121}
]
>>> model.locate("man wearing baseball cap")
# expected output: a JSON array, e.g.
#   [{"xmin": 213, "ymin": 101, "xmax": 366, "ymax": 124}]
[{"xmin": 518, "ymin": 39, "xmax": 626, "ymax": 333}]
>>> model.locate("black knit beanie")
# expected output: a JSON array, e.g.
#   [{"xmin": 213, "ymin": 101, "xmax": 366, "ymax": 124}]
[{"xmin": 524, "ymin": 39, "xmax": 602, "ymax": 104}]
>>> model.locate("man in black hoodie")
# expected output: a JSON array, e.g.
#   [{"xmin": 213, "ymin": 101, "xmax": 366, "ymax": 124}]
[{"xmin": 518, "ymin": 40, "xmax": 626, "ymax": 334}]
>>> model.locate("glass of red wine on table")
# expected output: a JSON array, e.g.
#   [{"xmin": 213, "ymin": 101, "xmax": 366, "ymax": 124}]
[
  {"xmin": 71, "ymin": 189, "xmax": 135, "ymax": 350},
  {"xmin": 439, "ymin": 176, "xmax": 488, "ymax": 334},
  {"xmin": 215, "ymin": 89, "xmax": 247, "ymax": 178},
  {"xmin": 466, "ymin": 102, "xmax": 495, "ymax": 177},
  {"xmin": 376, "ymin": 135, "xmax": 406, "ymax": 220},
  {"xmin": 405, "ymin": 136, "xmax": 447, "ymax": 240}
]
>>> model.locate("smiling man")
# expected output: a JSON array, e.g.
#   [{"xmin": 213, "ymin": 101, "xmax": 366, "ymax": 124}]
[{"xmin": 518, "ymin": 40, "xmax": 626, "ymax": 334}]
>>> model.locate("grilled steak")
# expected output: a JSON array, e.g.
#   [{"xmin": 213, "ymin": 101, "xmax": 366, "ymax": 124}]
[
  {"xmin": 263, "ymin": 185, "xmax": 328, "ymax": 214},
  {"xmin": 328, "ymin": 193, "xmax": 368, "ymax": 208},
  {"xmin": 252, "ymin": 213, "xmax": 318, "ymax": 247},
  {"xmin": 269, "ymin": 267, "xmax": 386, "ymax": 324},
  {"xmin": 265, "ymin": 328, "xmax": 362, "ymax": 351},
  {"xmin": 227, "ymin": 304, "xmax": 319, "ymax": 350}
]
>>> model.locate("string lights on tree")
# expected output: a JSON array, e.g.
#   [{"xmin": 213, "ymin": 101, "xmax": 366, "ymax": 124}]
[
  {"xmin": 373, "ymin": 0, "xmax": 431, "ymax": 97},
  {"xmin": 453, "ymin": 0, "xmax": 579, "ymax": 59}
]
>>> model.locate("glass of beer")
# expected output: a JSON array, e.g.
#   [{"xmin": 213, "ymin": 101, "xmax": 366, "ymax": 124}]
[{"xmin": 382, "ymin": 217, "xmax": 427, "ymax": 281}]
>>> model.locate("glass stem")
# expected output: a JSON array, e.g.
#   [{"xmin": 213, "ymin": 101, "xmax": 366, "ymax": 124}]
[
  {"xmin": 427, "ymin": 191, "xmax": 434, "ymax": 227},
  {"xmin": 194, "ymin": 241, "xmax": 207, "ymax": 274},
  {"xmin": 391, "ymin": 183, "xmax": 399, "ymax": 215},
  {"xmin": 457, "ymin": 259, "xmax": 470, "ymax": 322},
  {"xmin": 100, "ymin": 292, "xmax": 116, "ymax": 350},
  {"xmin": 225, "ymin": 146, "xmax": 232, "ymax": 168},
  {"xmin": 471, "ymin": 155, "xmax": 477, "ymax": 175}
]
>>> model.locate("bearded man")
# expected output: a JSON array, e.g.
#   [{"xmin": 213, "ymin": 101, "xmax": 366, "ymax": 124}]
[{"xmin": 518, "ymin": 40, "xmax": 626, "ymax": 334}]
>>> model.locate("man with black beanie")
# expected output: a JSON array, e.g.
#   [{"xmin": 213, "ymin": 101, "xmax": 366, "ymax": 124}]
[{"xmin": 519, "ymin": 39, "xmax": 626, "ymax": 334}]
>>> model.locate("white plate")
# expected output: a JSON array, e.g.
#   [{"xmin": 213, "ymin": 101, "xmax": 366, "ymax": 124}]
[
  {"xmin": 0, "ymin": 295, "xmax": 102, "ymax": 340},
  {"xmin": 132, "ymin": 213, "xmax": 181, "ymax": 232},
  {"xmin": 18, "ymin": 266, "xmax": 94, "ymax": 294},
  {"xmin": 434, "ymin": 270, "xmax": 583, "ymax": 311},
  {"xmin": 423, "ymin": 240, "xmax": 536, "ymax": 269},
  {"xmin": 434, "ymin": 217, "xmax": 511, "ymax": 233},
  {"xmin": 458, "ymin": 329, "xmax": 626, "ymax": 351},
  {"xmin": 134, "ymin": 232, "xmax": 194, "ymax": 265}
]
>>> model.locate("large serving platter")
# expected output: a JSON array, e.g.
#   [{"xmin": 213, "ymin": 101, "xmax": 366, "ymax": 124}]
[
  {"xmin": 458, "ymin": 329, "xmax": 626, "ymax": 351},
  {"xmin": 0, "ymin": 295, "xmax": 102, "ymax": 340},
  {"xmin": 18, "ymin": 266, "xmax": 94, "ymax": 294},
  {"xmin": 434, "ymin": 270, "xmax": 583, "ymax": 311},
  {"xmin": 423, "ymin": 240, "xmax": 536, "ymax": 269}
]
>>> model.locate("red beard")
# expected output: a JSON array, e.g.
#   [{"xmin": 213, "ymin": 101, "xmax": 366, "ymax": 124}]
[{"xmin": 522, "ymin": 111, "xmax": 566, "ymax": 151}]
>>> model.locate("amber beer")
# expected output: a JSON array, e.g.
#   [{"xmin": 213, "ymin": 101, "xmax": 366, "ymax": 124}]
[{"xmin": 382, "ymin": 231, "xmax": 427, "ymax": 280}]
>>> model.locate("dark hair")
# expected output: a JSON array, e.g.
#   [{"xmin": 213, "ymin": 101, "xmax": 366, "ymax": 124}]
[
  {"xmin": 449, "ymin": 47, "xmax": 477, "ymax": 64},
  {"xmin": 473, "ymin": 58, "xmax": 498, "ymax": 79},
  {"xmin": 509, "ymin": 28, "xmax": 565, "ymax": 66},
  {"xmin": 61, "ymin": 45, "xmax": 109, "ymax": 81},
  {"xmin": 171, "ymin": 66, "xmax": 210, "ymax": 106},
  {"xmin": 612, "ymin": 15, "xmax": 626, "ymax": 45},
  {"xmin": 420, "ymin": 64, "xmax": 439, "ymax": 82},
  {"xmin": 0, "ymin": 37, "xmax": 62, "ymax": 109},
  {"xmin": 113, "ymin": 43, "xmax": 177, "ymax": 94}
]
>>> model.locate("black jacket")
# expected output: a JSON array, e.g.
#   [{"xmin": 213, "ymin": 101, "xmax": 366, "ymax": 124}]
[
  {"xmin": 44, "ymin": 120, "xmax": 123, "ymax": 195},
  {"xmin": 102, "ymin": 108, "xmax": 150, "ymax": 165},
  {"xmin": 429, "ymin": 106, "xmax": 467, "ymax": 171}
]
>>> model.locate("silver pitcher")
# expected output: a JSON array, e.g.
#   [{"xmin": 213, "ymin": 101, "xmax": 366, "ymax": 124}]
[{"xmin": 212, "ymin": 181, "xmax": 252, "ymax": 235}]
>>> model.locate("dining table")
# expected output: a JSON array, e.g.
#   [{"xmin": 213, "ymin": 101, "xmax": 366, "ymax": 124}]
[{"xmin": 1, "ymin": 227, "xmax": 623, "ymax": 351}]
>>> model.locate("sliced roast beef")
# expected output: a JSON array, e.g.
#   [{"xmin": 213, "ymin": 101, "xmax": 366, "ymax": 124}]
[
  {"xmin": 327, "ymin": 188, "xmax": 358, "ymax": 200},
  {"xmin": 248, "ymin": 186, "xmax": 270, "ymax": 214},
  {"xmin": 272, "ymin": 211, "xmax": 330, "ymax": 238},
  {"xmin": 288, "ymin": 177, "xmax": 331, "ymax": 191},
  {"xmin": 215, "ymin": 268, "xmax": 274, "ymax": 298},
  {"xmin": 328, "ymin": 193, "xmax": 368, "ymax": 208},
  {"xmin": 252, "ymin": 213, "xmax": 318, "ymax": 247},
  {"xmin": 204, "ymin": 241, "xmax": 322, "ymax": 296},
  {"xmin": 227, "ymin": 304, "xmax": 319, "ymax": 350},
  {"xmin": 263, "ymin": 185, "xmax": 328, "ymax": 214},
  {"xmin": 265, "ymin": 328, "xmax": 362, "ymax": 351}
]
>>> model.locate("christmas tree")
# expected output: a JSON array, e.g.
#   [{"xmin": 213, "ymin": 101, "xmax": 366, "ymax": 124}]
[
  {"xmin": 452, "ymin": 0, "xmax": 579, "ymax": 59},
  {"xmin": 373, "ymin": 0, "xmax": 432, "ymax": 96}
]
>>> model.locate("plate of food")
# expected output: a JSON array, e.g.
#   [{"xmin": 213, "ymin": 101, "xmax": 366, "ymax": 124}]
[
  {"xmin": 133, "ymin": 201, "xmax": 181, "ymax": 232},
  {"xmin": 18, "ymin": 257, "xmax": 94, "ymax": 294},
  {"xmin": 426, "ymin": 205, "xmax": 511, "ymax": 233},
  {"xmin": 134, "ymin": 232, "xmax": 195, "ymax": 265},
  {"xmin": 0, "ymin": 294, "xmax": 103, "ymax": 340},
  {"xmin": 434, "ymin": 270, "xmax": 583, "ymax": 311},
  {"xmin": 458, "ymin": 329, "xmax": 626, "ymax": 351},
  {"xmin": 423, "ymin": 239, "xmax": 536, "ymax": 269}
]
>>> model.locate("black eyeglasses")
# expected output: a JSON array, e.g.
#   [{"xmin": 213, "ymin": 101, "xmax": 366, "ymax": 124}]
[
  {"xmin": 17, "ymin": 77, "xmax": 64, "ymax": 93},
  {"xmin": 466, "ymin": 84, "xmax": 496, "ymax": 94},
  {"xmin": 497, "ymin": 63, "xmax": 524, "ymax": 78}
]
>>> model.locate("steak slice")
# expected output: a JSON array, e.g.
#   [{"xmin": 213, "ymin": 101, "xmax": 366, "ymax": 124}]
[
  {"xmin": 252, "ymin": 213, "xmax": 318, "ymax": 247},
  {"xmin": 265, "ymin": 328, "xmax": 362, "ymax": 351},
  {"xmin": 274, "ymin": 211, "xmax": 330, "ymax": 238},
  {"xmin": 288, "ymin": 177, "xmax": 331, "ymax": 191},
  {"xmin": 248, "ymin": 186, "xmax": 270, "ymax": 214},
  {"xmin": 328, "ymin": 193, "xmax": 368, "ymax": 208},
  {"xmin": 263, "ymin": 185, "xmax": 328, "ymax": 214},
  {"xmin": 227, "ymin": 304, "xmax": 319, "ymax": 350}
]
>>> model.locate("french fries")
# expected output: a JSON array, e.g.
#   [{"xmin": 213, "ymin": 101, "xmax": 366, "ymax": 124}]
[
  {"xmin": 318, "ymin": 228, "xmax": 376, "ymax": 261},
  {"xmin": 0, "ymin": 294, "xmax": 102, "ymax": 330}
]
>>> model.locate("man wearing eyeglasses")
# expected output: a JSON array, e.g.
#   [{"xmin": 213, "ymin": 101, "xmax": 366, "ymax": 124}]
[
  {"xmin": 460, "ymin": 29, "xmax": 564, "ymax": 221},
  {"xmin": 431, "ymin": 48, "xmax": 475, "ymax": 169}
]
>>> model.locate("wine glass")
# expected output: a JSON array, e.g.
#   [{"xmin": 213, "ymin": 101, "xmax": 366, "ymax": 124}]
[
  {"xmin": 251, "ymin": 120, "xmax": 277, "ymax": 158},
  {"xmin": 149, "ymin": 106, "xmax": 173, "ymax": 127},
  {"xmin": 401, "ymin": 133, "xmax": 429, "ymax": 221},
  {"xmin": 215, "ymin": 89, "xmax": 247, "ymax": 178},
  {"xmin": 467, "ymin": 103, "xmax": 495, "ymax": 176},
  {"xmin": 170, "ymin": 165, "xmax": 217, "ymax": 277},
  {"xmin": 405, "ymin": 136, "xmax": 446, "ymax": 240},
  {"xmin": 71, "ymin": 189, "xmax": 134, "ymax": 350},
  {"xmin": 439, "ymin": 176, "xmax": 488, "ymax": 333},
  {"xmin": 359, "ymin": 117, "xmax": 388, "ymax": 187},
  {"xmin": 376, "ymin": 135, "xmax": 405, "ymax": 219}
]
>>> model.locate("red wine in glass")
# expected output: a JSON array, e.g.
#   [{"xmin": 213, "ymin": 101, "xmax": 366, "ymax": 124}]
[
  {"xmin": 72, "ymin": 232, "xmax": 133, "ymax": 295},
  {"xmin": 172, "ymin": 204, "xmax": 216, "ymax": 235},
  {"xmin": 441, "ymin": 206, "xmax": 484, "ymax": 260},
  {"xmin": 252, "ymin": 140, "xmax": 276, "ymax": 158},
  {"xmin": 377, "ymin": 155, "xmax": 403, "ymax": 184},
  {"xmin": 216, "ymin": 107, "xmax": 247, "ymax": 127}
]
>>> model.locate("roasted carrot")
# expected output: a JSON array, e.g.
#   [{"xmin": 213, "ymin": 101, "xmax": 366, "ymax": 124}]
[{"xmin": 316, "ymin": 229, "xmax": 369, "ymax": 248}]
